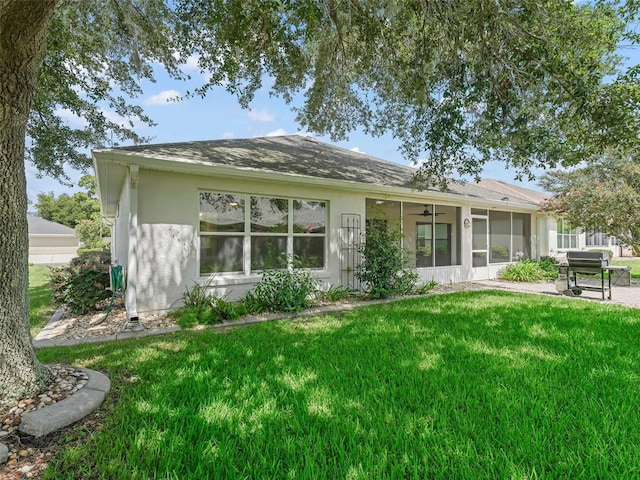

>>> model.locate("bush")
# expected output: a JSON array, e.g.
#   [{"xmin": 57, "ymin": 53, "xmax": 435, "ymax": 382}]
[
  {"xmin": 415, "ymin": 279, "xmax": 438, "ymax": 294},
  {"xmin": 171, "ymin": 281, "xmax": 246, "ymax": 327},
  {"xmin": 321, "ymin": 285, "xmax": 357, "ymax": 303},
  {"xmin": 498, "ymin": 260, "xmax": 546, "ymax": 282},
  {"xmin": 182, "ymin": 281, "xmax": 212, "ymax": 311},
  {"xmin": 50, "ymin": 249, "xmax": 112, "ymax": 314},
  {"xmin": 538, "ymin": 256, "xmax": 559, "ymax": 280},
  {"xmin": 355, "ymin": 219, "xmax": 418, "ymax": 299},
  {"xmin": 244, "ymin": 255, "xmax": 319, "ymax": 313}
]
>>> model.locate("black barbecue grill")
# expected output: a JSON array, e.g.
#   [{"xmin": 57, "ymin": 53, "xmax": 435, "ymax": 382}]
[{"xmin": 556, "ymin": 251, "xmax": 630, "ymax": 300}]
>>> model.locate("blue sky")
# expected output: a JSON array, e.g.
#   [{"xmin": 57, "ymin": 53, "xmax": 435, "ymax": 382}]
[{"xmin": 26, "ymin": 37, "xmax": 639, "ymax": 203}]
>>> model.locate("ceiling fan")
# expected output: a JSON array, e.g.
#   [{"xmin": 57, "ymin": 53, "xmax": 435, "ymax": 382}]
[{"xmin": 411, "ymin": 205, "xmax": 443, "ymax": 217}]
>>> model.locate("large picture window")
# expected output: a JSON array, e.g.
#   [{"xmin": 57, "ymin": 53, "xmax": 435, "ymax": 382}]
[{"xmin": 200, "ymin": 192, "xmax": 326, "ymax": 275}]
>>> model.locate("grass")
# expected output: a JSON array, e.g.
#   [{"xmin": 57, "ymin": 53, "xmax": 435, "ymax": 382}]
[
  {"xmin": 36, "ymin": 290, "xmax": 640, "ymax": 479},
  {"xmin": 29, "ymin": 264, "xmax": 55, "ymax": 336}
]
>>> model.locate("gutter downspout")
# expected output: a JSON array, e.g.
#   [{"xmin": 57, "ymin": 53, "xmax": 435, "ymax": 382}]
[{"xmin": 124, "ymin": 164, "xmax": 141, "ymax": 329}]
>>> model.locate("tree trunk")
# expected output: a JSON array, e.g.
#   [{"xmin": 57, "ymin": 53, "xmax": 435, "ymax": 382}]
[{"xmin": 0, "ymin": 0, "xmax": 58, "ymax": 411}]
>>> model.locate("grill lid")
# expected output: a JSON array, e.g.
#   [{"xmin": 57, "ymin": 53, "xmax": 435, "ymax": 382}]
[{"xmin": 566, "ymin": 250, "xmax": 610, "ymax": 267}]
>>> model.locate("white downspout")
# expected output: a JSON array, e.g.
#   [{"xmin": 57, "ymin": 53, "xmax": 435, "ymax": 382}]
[{"xmin": 126, "ymin": 164, "xmax": 139, "ymax": 322}]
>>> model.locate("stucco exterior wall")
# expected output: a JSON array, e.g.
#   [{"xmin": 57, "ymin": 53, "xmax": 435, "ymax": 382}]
[
  {"xmin": 114, "ymin": 166, "xmax": 545, "ymax": 316},
  {"xmin": 131, "ymin": 168, "xmax": 366, "ymax": 314}
]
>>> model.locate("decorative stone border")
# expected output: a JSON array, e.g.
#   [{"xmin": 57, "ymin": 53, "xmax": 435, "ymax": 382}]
[{"xmin": 18, "ymin": 368, "xmax": 110, "ymax": 438}]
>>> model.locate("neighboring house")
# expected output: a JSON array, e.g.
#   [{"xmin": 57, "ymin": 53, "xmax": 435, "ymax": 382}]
[
  {"xmin": 27, "ymin": 214, "xmax": 79, "ymax": 264},
  {"xmin": 476, "ymin": 179, "xmax": 632, "ymax": 259},
  {"xmin": 93, "ymin": 135, "xmax": 547, "ymax": 320}
]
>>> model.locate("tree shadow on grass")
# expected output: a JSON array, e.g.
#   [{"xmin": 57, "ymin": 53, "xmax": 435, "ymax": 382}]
[{"xmin": 36, "ymin": 291, "xmax": 640, "ymax": 479}]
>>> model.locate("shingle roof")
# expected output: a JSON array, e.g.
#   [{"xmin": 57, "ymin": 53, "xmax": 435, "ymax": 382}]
[
  {"xmin": 27, "ymin": 214, "xmax": 76, "ymax": 235},
  {"xmin": 475, "ymin": 179, "xmax": 547, "ymax": 205},
  {"xmin": 111, "ymin": 135, "xmax": 526, "ymax": 204}
]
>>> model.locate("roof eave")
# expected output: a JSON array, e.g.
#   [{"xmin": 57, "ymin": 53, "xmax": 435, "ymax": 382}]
[{"xmin": 93, "ymin": 149, "xmax": 540, "ymax": 212}]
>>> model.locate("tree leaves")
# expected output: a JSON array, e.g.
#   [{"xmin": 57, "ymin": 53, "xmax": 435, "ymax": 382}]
[
  {"xmin": 26, "ymin": 0, "xmax": 640, "ymax": 189},
  {"xmin": 540, "ymin": 150, "xmax": 640, "ymax": 247}
]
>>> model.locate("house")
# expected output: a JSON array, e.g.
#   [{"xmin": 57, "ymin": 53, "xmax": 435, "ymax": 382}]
[
  {"xmin": 27, "ymin": 214, "xmax": 79, "ymax": 264},
  {"xmin": 476, "ymin": 179, "xmax": 632, "ymax": 259},
  {"xmin": 93, "ymin": 135, "xmax": 547, "ymax": 320}
]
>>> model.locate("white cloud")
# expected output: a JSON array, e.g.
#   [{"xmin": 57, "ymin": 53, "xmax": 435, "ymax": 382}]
[
  {"xmin": 248, "ymin": 109, "xmax": 275, "ymax": 122},
  {"xmin": 55, "ymin": 108, "xmax": 88, "ymax": 129},
  {"xmin": 175, "ymin": 53, "xmax": 200, "ymax": 72},
  {"xmin": 100, "ymin": 108, "xmax": 145, "ymax": 131},
  {"xmin": 266, "ymin": 128, "xmax": 288, "ymax": 137},
  {"xmin": 350, "ymin": 146, "xmax": 365, "ymax": 154},
  {"xmin": 144, "ymin": 89, "xmax": 181, "ymax": 106},
  {"xmin": 222, "ymin": 131, "xmax": 235, "ymax": 139}
]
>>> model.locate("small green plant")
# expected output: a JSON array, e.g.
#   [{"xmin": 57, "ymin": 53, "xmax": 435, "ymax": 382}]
[
  {"xmin": 182, "ymin": 281, "xmax": 212, "ymax": 310},
  {"xmin": 321, "ymin": 285, "xmax": 356, "ymax": 303},
  {"xmin": 355, "ymin": 218, "xmax": 418, "ymax": 299},
  {"xmin": 244, "ymin": 255, "xmax": 319, "ymax": 313},
  {"xmin": 414, "ymin": 279, "xmax": 438, "ymax": 294},
  {"xmin": 498, "ymin": 260, "xmax": 545, "ymax": 282},
  {"xmin": 49, "ymin": 249, "xmax": 111, "ymax": 314},
  {"xmin": 214, "ymin": 297, "xmax": 247, "ymax": 321},
  {"xmin": 172, "ymin": 279, "xmax": 246, "ymax": 327}
]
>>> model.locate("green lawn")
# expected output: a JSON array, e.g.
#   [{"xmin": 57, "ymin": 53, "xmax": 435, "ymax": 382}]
[
  {"xmin": 29, "ymin": 265, "xmax": 55, "ymax": 336},
  {"xmin": 37, "ymin": 291, "xmax": 640, "ymax": 479}
]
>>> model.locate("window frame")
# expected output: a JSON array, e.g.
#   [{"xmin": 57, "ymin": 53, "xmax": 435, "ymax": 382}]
[
  {"xmin": 416, "ymin": 222, "xmax": 453, "ymax": 267},
  {"xmin": 557, "ymin": 219, "xmax": 577, "ymax": 249},
  {"xmin": 198, "ymin": 191, "xmax": 327, "ymax": 276},
  {"xmin": 488, "ymin": 211, "xmax": 531, "ymax": 264},
  {"xmin": 585, "ymin": 229, "xmax": 609, "ymax": 247}
]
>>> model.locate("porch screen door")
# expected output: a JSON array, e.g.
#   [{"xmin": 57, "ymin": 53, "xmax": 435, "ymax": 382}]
[{"xmin": 471, "ymin": 216, "xmax": 489, "ymax": 280}]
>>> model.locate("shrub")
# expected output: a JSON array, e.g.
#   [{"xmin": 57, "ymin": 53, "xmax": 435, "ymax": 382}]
[
  {"xmin": 172, "ymin": 281, "xmax": 246, "ymax": 327},
  {"xmin": 182, "ymin": 281, "xmax": 212, "ymax": 310},
  {"xmin": 355, "ymin": 219, "xmax": 418, "ymax": 299},
  {"xmin": 498, "ymin": 260, "xmax": 545, "ymax": 282},
  {"xmin": 538, "ymin": 256, "xmax": 559, "ymax": 280},
  {"xmin": 321, "ymin": 285, "xmax": 357, "ymax": 303},
  {"xmin": 50, "ymin": 249, "xmax": 111, "ymax": 314},
  {"xmin": 244, "ymin": 255, "xmax": 319, "ymax": 313},
  {"xmin": 415, "ymin": 279, "xmax": 438, "ymax": 294}
]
